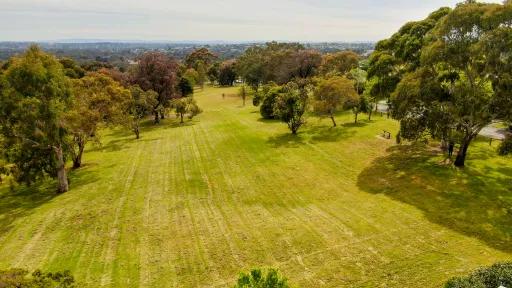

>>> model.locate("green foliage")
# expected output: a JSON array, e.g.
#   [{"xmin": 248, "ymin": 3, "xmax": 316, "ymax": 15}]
[
  {"xmin": 178, "ymin": 77, "xmax": 194, "ymax": 97},
  {"xmin": 320, "ymin": 51, "xmax": 359, "ymax": 76},
  {"xmin": 0, "ymin": 268, "xmax": 75, "ymax": 287},
  {"xmin": 171, "ymin": 97, "xmax": 202, "ymax": 123},
  {"xmin": 313, "ymin": 76, "xmax": 359, "ymax": 127},
  {"xmin": 236, "ymin": 42, "xmax": 320, "ymax": 89},
  {"xmin": 444, "ymin": 262, "xmax": 512, "ymax": 288},
  {"xmin": 376, "ymin": 1, "xmax": 512, "ymax": 167},
  {"xmin": 59, "ymin": 58, "xmax": 85, "ymax": 79},
  {"xmin": 273, "ymin": 82, "xmax": 308, "ymax": 134},
  {"xmin": 183, "ymin": 68, "xmax": 199, "ymax": 87},
  {"xmin": 234, "ymin": 268, "xmax": 289, "ymax": 288},
  {"xmin": 0, "ymin": 45, "xmax": 71, "ymax": 192},
  {"xmin": 207, "ymin": 63, "xmax": 220, "ymax": 84},
  {"xmin": 498, "ymin": 135, "xmax": 512, "ymax": 156},
  {"xmin": 218, "ymin": 60, "xmax": 237, "ymax": 86},
  {"xmin": 67, "ymin": 72, "xmax": 131, "ymax": 168},
  {"xmin": 126, "ymin": 85, "xmax": 158, "ymax": 139},
  {"xmin": 259, "ymin": 86, "xmax": 281, "ymax": 119}
]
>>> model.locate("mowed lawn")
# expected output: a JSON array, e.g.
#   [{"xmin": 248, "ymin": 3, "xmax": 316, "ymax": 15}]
[{"xmin": 0, "ymin": 86, "xmax": 511, "ymax": 287}]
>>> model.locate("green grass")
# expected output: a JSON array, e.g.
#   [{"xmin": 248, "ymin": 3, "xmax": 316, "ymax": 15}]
[{"xmin": 0, "ymin": 86, "xmax": 511, "ymax": 287}]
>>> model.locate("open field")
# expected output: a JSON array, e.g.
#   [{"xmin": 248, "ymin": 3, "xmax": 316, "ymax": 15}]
[{"xmin": 0, "ymin": 86, "xmax": 511, "ymax": 287}]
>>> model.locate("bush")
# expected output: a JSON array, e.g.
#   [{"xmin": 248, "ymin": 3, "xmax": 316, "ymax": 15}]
[
  {"xmin": 498, "ymin": 135, "xmax": 512, "ymax": 156},
  {"xmin": 234, "ymin": 268, "xmax": 289, "ymax": 288},
  {"xmin": 444, "ymin": 262, "xmax": 512, "ymax": 288},
  {"xmin": 0, "ymin": 268, "xmax": 75, "ymax": 287},
  {"xmin": 260, "ymin": 88, "xmax": 281, "ymax": 119}
]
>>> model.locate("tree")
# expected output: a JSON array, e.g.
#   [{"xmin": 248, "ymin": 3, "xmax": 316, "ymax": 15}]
[
  {"xmin": 178, "ymin": 77, "xmax": 194, "ymax": 97},
  {"xmin": 260, "ymin": 85, "xmax": 281, "ymax": 119},
  {"xmin": 353, "ymin": 94, "xmax": 370, "ymax": 124},
  {"xmin": 313, "ymin": 76, "xmax": 359, "ymax": 127},
  {"xmin": 66, "ymin": 73, "xmax": 130, "ymax": 169},
  {"xmin": 391, "ymin": 2, "xmax": 512, "ymax": 167},
  {"xmin": 0, "ymin": 268, "xmax": 75, "ymax": 287},
  {"xmin": 234, "ymin": 268, "xmax": 289, "ymax": 288},
  {"xmin": 196, "ymin": 61, "xmax": 208, "ymax": 89},
  {"xmin": 125, "ymin": 86, "xmax": 158, "ymax": 139},
  {"xmin": 444, "ymin": 262, "xmax": 512, "ymax": 288},
  {"xmin": 320, "ymin": 51, "xmax": 359, "ymax": 76},
  {"xmin": 273, "ymin": 82, "xmax": 308, "ymax": 134},
  {"xmin": 0, "ymin": 46, "xmax": 72, "ymax": 193},
  {"xmin": 183, "ymin": 68, "xmax": 199, "ymax": 87},
  {"xmin": 238, "ymin": 85, "xmax": 248, "ymax": 106},
  {"xmin": 59, "ymin": 58, "xmax": 85, "ymax": 79},
  {"xmin": 207, "ymin": 63, "xmax": 220, "ymax": 85},
  {"xmin": 184, "ymin": 47, "xmax": 218, "ymax": 69},
  {"xmin": 218, "ymin": 60, "xmax": 237, "ymax": 86},
  {"xmin": 130, "ymin": 52, "xmax": 179, "ymax": 123},
  {"xmin": 171, "ymin": 97, "xmax": 202, "ymax": 124}
]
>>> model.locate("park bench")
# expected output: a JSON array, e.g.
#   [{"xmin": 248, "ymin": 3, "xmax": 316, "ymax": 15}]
[{"xmin": 382, "ymin": 130, "xmax": 391, "ymax": 139}]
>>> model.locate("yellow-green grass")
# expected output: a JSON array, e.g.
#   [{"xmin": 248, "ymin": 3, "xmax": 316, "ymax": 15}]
[{"xmin": 0, "ymin": 86, "xmax": 510, "ymax": 287}]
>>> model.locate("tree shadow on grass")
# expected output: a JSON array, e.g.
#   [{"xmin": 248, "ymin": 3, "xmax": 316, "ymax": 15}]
[
  {"xmin": 357, "ymin": 144, "xmax": 512, "ymax": 252},
  {"xmin": 0, "ymin": 167, "xmax": 100, "ymax": 238},
  {"xmin": 267, "ymin": 133, "xmax": 306, "ymax": 148},
  {"xmin": 308, "ymin": 125, "xmax": 357, "ymax": 143}
]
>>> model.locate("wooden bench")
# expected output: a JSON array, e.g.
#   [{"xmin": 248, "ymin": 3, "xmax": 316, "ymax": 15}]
[{"xmin": 382, "ymin": 130, "xmax": 391, "ymax": 139}]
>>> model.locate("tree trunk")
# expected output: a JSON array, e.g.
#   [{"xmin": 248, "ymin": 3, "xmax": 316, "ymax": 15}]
[
  {"xmin": 180, "ymin": 113, "xmax": 184, "ymax": 124},
  {"xmin": 330, "ymin": 115, "xmax": 337, "ymax": 127},
  {"xmin": 72, "ymin": 141, "xmax": 85, "ymax": 169},
  {"xmin": 55, "ymin": 145, "xmax": 69, "ymax": 193},
  {"xmin": 368, "ymin": 109, "xmax": 372, "ymax": 121},
  {"xmin": 154, "ymin": 111, "xmax": 160, "ymax": 124},
  {"xmin": 454, "ymin": 137, "xmax": 472, "ymax": 167},
  {"xmin": 354, "ymin": 112, "xmax": 358, "ymax": 124},
  {"xmin": 134, "ymin": 127, "xmax": 140, "ymax": 139},
  {"xmin": 243, "ymin": 96, "xmax": 246, "ymax": 107},
  {"xmin": 160, "ymin": 111, "xmax": 165, "ymax": 119}
]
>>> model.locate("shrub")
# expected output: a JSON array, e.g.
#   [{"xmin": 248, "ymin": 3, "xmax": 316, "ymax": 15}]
[
  {"xmin": 498, "ymin": 135, "xmax": 512, "ymax": 156},
  {"xmin": 444, "ymin": 262, "xmax": 512, "ymax": 288},
  {"xmin": 0, "ymin": 268, "xmax": 75, "ymax": 287},
  {"xmin": 260, "ymin": 91, "xmax": 279, "ymax": 119},
  {"xmin": 234, "ymin": 268, "xmax": 289, "ymax": 288}
]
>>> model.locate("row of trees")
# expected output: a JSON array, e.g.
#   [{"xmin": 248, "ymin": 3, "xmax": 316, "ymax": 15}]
[
  {"xmin": 367, "ymin": 0, "xmax": 512, "ymax": 167},
  {"xmin": 0, "ymin": 46, "xmax": 203, "ymax": 193},
  {"xmin": 233, "ymin": 42, "xmax": 373, "ymax": 135}
]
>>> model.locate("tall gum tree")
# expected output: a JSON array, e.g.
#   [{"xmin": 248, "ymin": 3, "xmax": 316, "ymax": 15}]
[{"xmin": 0, "ymin": 46, "xmax": 72, "ymax": 193}]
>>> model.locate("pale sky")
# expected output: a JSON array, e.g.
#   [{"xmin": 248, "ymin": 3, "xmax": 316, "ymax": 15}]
[{"xmin": 0, "ymin": 0, "xmax": 503, "ymax": 42}]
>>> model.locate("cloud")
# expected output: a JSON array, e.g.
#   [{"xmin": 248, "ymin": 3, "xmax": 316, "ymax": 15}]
[{"xmin": 0, "ymin": 0, "xmax": 504, "ymax": 41}]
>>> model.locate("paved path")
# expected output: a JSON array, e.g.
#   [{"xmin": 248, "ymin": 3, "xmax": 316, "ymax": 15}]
[{"xmin": 480, "ymin": 125, "xmax": 510, "ymax": 140}]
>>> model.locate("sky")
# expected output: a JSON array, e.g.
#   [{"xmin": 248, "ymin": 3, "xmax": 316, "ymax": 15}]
[{"xmin": 0, "ymin": 0, "xmax": 504, "ymax": 42}]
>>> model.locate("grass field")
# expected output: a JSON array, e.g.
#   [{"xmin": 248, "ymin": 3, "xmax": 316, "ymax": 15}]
[{"xmin": 0, "ymin": 86, "xmax": 511, "ymax": 287}]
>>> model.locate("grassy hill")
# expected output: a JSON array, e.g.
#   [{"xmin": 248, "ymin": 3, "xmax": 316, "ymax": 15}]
[{"xmin": 0, "ymin": 86, "xmax": 510, "ymax": 287}]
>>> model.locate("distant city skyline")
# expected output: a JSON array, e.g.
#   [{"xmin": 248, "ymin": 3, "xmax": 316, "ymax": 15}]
[{"xmin": 0, "ymin": 0, "xmax": 503, "ymax": 42}]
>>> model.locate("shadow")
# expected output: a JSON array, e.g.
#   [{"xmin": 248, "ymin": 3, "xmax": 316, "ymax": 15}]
[
  {"xmin": 257, "ymin": 118, "xmax": 280, "ymax": 124},
  {"xmin": 357, "ymin": 144, "xmax": 512, "ymax": 252},
  {"xmin": 0, "ymin": 166, "xmax": 100, "ymax": 237},
  {"xmin": 342, "ymin": 121, "xmax": 368, "ymax": 128},
  {"xmin": 308, "ymin": 125, "xmax": 357, "ymax": 143},
  {"xmin": 267, "ymin": 133, "xmax": 306, "ymax": 148}
]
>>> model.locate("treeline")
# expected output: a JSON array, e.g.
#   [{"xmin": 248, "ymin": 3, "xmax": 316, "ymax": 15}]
[{"xmin": 0, "ymin": 46, "xmax": 205, "ymax": 193}]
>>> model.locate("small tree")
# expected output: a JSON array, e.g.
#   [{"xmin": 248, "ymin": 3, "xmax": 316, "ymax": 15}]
[
  {"xmin": 273, "ymin": 82, "xmax": 308, "ymax": 134},
  {"xmin": 313, "ymin": 76, "xmax": 359, "ymax": 127},
  {"xmin": 444, "ymin": 262, "xmax": 512, "ymax": 288},
  {"xmin": 126, "ymin": 86, "xmax": 158, "ymax": 139},
  {"xmin": 171, "ymin": 97, "xmax": 202, "ymax": 124},
  {"xmin": 178, "ymin": 77, "xmax": 194, "ymax": 97},
  {"xmin": 67, "ymin": 73, "xmax": 131, "ymax": 168},
  {"xmin": 239, "ymin": 85, "xmax": 248, "ymax": 106},
  {"xmin": 0, "ymin": 268, "xmax": 75, "ymax": 288},
  {"xmin": 218, "ymin": 60, "xmax": 237, "ymax": 86},
  {"xmin": 353, "ymin": 94, "xmax": 370, "ymax": 124},
  {"xmin": 234, "ymin": 268, "xmax": 289, "ymax": 288}
]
